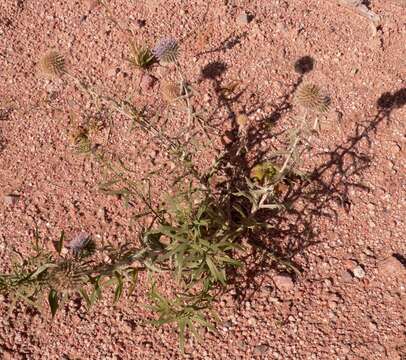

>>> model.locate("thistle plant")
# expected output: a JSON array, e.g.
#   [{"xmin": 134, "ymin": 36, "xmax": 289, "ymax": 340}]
[
  {"xmin": 143, "ymin": 191, "xmax": 244, "ymax": 288},
  {"xmin": 0, "ymin": 5, "xmax": 335, "ymax": 352},
  {"xmin": 65, "ymin": 232, "xmax": 95, "ymax": 257}
]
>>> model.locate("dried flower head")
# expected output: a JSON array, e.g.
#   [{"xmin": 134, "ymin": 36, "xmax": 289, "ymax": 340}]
[
  {"xmin": 236, "ymin": 113, "xmax": 249, "ymax": 128},
  {"xmin": 295, "ymin": 84, "xmax": 330, "ymax": 113},
  {"xmin": 39, "ymin": 51, "xmax": 66, "ymax": 77},
  {"xmin": 88, "ymin": 115, "xmax": 106, "ymax": 134},
  {"xmin": 50, "ymin": 261, "xmax": 87, "ymax": 292},
  {"xmin": 161, "ymin": 80, "xmax": 181, "ymax": 103},
  {"xmin": 153, "ymin": 38, "xmax": 179, "ymax": 63},
  {"xmin": 70, "ymin": 126, "xmax": 93, "ymax": 154},
  {"xmin": 250, "ymin": 162, "xmax": 278, "ymax": 182},
  {"xmin": 65, "ymin": 232, "xmax": 92, "ymax": 257}
]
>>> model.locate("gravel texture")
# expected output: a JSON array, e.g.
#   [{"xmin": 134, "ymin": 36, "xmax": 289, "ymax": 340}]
[{"xmin": 0, "ymin": 0, "xmax": 405, "ymax": 359}]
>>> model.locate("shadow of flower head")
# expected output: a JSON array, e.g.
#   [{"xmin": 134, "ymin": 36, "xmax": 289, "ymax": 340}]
[
  {"xmin": 201, "ymin": 61, "xmax": 228, "ymax": 80},
  {"xmin": 377, "ymin": 88, "xmax": 406, "ymax": 110},
  {"xmin": 294, "ymin": 56, "xmax": 315, "ymax": 75}
]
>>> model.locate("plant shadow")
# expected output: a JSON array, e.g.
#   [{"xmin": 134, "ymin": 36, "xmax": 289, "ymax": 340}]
[
  {"xmin": 196, "ymin": 32, "xmax": 249, "ymax": 58},
  {"xmin": 222, "ymin": 85, "xmax": 406, "ymax": 302}
]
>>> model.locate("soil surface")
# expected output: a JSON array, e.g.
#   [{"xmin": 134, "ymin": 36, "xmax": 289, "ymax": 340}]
[{"xmin": 0, "ymin": 0, "xmax": 405, "ymax": 359}]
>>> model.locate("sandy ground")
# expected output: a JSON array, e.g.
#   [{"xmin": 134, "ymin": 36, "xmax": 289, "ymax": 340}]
[{"xmin": 0, "ymin": 0, "xmax": 405, "ymax": 359}]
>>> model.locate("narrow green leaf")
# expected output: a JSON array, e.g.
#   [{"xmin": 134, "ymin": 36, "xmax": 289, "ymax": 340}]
[
  {"xmin": 188, "ymin": 320, "xmax": 202, "ymax": 342},
  {"xmin": 53, "ymin": 231, "xmax": 65, "ymax": 254},
  {"xmin": 128, "ymin": 268, "xmax": 138, "ymax": 296},
  {"xmin": 178, "ymin": 318, "xmax": 187, "ymax": 353},
  {"xmin": 79, "ymin": 288, "xmax": 91, "ymax": 309},
  {"xmin": 206, "ymin": 256, "xmax": 225, "ymax": 284},
  {"xmin": 48, "ymin": 289, "xmax": 58, "ymax": 318},
  {"xmin": 113, "ymin": 271, "xmax": 124, "ymax": 304},
  {"xmin": 90, "ymin": 278, "xmax": 102, "ymax": 305}
]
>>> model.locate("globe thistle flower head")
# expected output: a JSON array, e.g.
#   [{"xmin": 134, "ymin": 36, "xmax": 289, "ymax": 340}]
[
  {"xmin": 153, "ymin": 38, "xmax": 179, "ymax": 63},
  {"xmin": 65, "ymin": 232, "xmax": 93, "ymax": 257},
  {"xmin": 295, "ymin": 83, "xmax": 330, "ymax": 113},
  {"xmin": 39, "ymin": 51, "xmax": 66, "ymax": 78}
]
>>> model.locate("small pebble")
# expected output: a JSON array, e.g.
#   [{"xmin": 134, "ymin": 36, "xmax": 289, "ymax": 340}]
[
  {"xmin": 149, "ymin": 149, "xmax": 159, "ymax": 159},
  {"xmin": 341, "ymin": 270, "xmax": 353, "ymax": 282},
  {"xmin": 273, "ymin": 273, "xmax": 294, "ymax": 291},
  {"xmin": 97, "ymin": 207, "xmax": 106, "ymax": 220},
  {"xmin": 4, "ymin": 194, "xmax": 19, "ymax": 206},
  {"xmin": 254, "ymin": 344, "xmax": 269, "ymax": 355},
  {"xmin": 324, "ymin": 278, "xmax": 333, "ymax": 287},
  {"xmin": 368, "ymin": 320, "xmax": 378, "ymax": 331},
  {"xmin": 237, "ymin": 11, "xmax": 251, "ymax": 25},
  {"xmin": 341, "ymin": 345, "xmax": 351, "ymax": 355},
  {"xmin": 86, "ymin": 0, "xmax": 99, "ymax": 11},
  {"xmin": 353, "ymin": 265, "xmax": 366, "ymax": 279},
  {"xmin": 379, "ymin": 256, "xmax": 405, "ymax": 277}
]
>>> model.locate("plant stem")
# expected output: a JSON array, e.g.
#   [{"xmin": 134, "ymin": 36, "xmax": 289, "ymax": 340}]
[{"xmin": 278, "ymin": 110, "xmax": 308, "ymax": 179}]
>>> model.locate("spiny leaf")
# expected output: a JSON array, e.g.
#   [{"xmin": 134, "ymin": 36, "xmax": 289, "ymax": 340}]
[
  {"xmin": 113, "ymin": 271, "xmax": 124, "ymax": 304},
  {"xmin": 128, "ymin": 268, "xmax": 138, "ymax": 296},
  {"xmin": 79, "ymin": 288, "xmax": 92, "ymax": 309}
]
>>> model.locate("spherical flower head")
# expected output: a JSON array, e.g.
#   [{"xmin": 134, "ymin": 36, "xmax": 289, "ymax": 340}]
[
  {"xmin": 295, "ymin": 83, "xmax": 330, "ymax": 113},
  {"xmin": 153, "ymin": 38, "xmax": 179, "ymax": 63},
  {"xmin": 161, "ymin": 80, "xmax": 181, "ymax": 103},
  {"xmin": 66, "ymin": 232, "xmax": 91, "ymax": 256}
]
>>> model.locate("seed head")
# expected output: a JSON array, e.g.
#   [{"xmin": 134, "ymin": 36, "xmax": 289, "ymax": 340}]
[
  {"xmin": 161, "ymin": 80, "xmax": 181, "ymax": 103},
  {"xmin": 153, "ymin": 38, "xmax": 179, "ymax": 63},
  {"xmin": 50, "ymin": 261, "xmax": 87, "ymax": 292},
  {"xmin": 70, "ymin": 126, "xmax": 92, "ymax": 154},
  {"xmin": 295, "ymin": 84, "xmax": 330, "ymax": 113},
  {"xmin": 236, "ymin": 113, "xmax": 249, "ymax": 128},
  {"xmin": 39, "ymin": 51, "xmax": 66, "ymax": 77},
  {"xmin": 250, "ymin": 162, "xmax": 277, "ymax": 182}
]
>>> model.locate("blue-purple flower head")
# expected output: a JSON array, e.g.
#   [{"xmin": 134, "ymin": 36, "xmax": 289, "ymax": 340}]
[
  {"xmin": 153, "ymin": 38, "xmax": 179, "ymax": 63},
  {"xmin": 66, "ymin": 232, "xmax": 92, "ymax": 257}
]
